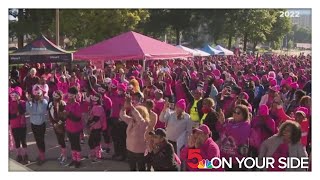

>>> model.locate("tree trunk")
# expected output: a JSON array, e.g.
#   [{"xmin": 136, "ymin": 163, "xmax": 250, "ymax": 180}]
[
  {"xmin": 175, "ymin": 28, "xmax": 180, "ymax": 45},
  {"xmin": 228, "ymin": 34, "xmax": 232, "ymax": 49},
  {"xmin": 17, "ymin": 9, "xmax": 24, "ymax": 49},
  {"xmin": 243, "ymin": 32, "xmax": 248, "ymax": 52},
  {"xmin": 253, "ymin": 41, "xmax": 258, "ymax": 54}
]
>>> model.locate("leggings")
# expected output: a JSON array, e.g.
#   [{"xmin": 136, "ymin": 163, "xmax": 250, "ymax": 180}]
[
  {"xmin": 67, "ymin": 132, "xmax": 81, "ymax": 152},
  {"xmin": 111, "ymin": 119, "xmax": 127, "ymax": 157},
  {"xmin": 31, "ymin": 123, "xmax": 46, "ymax": 152},
  {"xmin": 12, "ymin": 127, "xmax": 27, "ymax": 148},
  {"xmin": 102, "ymin": 118, "xmax": 116, "ymax": 144},
  {"xmin": 53, "ymin": 126, "xmax": 66, "ymax": 148},
  {"xmin": 88, "ymin": 129, "xmax": 102, "ymax": 149},
  {"xmin": 127, "ymin": 150, "xmax": 146, "ymax": 171}
]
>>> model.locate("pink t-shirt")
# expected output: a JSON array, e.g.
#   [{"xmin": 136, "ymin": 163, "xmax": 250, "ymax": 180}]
[
  {"xmin": 9, "ymin": 100, "xmax": 26, "ymax": 129},
  {"xmin": 110, "ymin": 93, "xmax": 125, "ymax": 118},
  {"xmin": 65, "ymin": 101, "xmax": 83, "ymax": 133},
  {"xmin": 153, "ymin": 99, "xmax": 166, "ymax": 129}
]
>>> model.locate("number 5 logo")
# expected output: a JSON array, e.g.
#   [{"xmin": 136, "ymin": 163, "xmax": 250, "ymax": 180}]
[{"xmin": 187, "ymin": 149, "xmax": 202, "ymax": 169}]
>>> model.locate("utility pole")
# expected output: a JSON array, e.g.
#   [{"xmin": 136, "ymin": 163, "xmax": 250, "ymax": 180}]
[{"xmin": 55, "ymin": 9, "xmax": 60, "ymax": 47}]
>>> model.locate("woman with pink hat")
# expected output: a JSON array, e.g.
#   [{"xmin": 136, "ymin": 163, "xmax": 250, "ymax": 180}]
[
  {"xmin": 250, "ymin": 105, "xmax": 276, "ymax": 157},
  {"xmin": 64, "ymin": 87, "xmax": 83, "ymax": 168},
  {"xmin": 86, "ymin": 93, "xmax": 107, "ymax": 162},
  {"xmin": 9, "ymin": 86, "xmax": 29, "ymax": 164},
  {"xmin": 159, "ymin": 99, "xmax": 192, "ymax": 153},
  {"xmin": 259, "ymin": 85, "xmax": 280, "ymax": 108},
  {"xmin": 180, "ymin": 124, "xmax": 221, "ymax": 171},
  {"xmin": 25, "ymin": 85, "xmax": 48, "ymax": 165}
]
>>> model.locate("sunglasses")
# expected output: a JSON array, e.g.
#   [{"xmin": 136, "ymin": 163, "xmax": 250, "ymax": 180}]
[{"xmin": 233, "ymin": 110, "xmax": 242, "ymax": 115}]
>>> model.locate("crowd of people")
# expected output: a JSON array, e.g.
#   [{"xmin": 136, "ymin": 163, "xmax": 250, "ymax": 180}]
[{"xmin": 9, "ymin": 53, "xmax": 311, "ymax": 171}]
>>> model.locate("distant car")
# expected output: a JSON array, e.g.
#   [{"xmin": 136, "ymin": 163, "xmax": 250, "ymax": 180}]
[{"xmin": 9, "ymin": 47, "xmax": 18, "ymax": 51}]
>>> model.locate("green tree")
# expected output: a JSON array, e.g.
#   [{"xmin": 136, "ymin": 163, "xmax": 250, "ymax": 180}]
[
  {"xmin": 60, "ymin": 9, "xmax": 149, "ymax": 48},
  {"xmin": 236, "ymin": 9, "xmax": 276, "ymax": 53},
  {"xmin": 294, "ymin": 27, "xmax": 311, "ymax": 43},
  {"xmin": 9, "ymin": 9, "xmax": 55, "ymax": 48},
  {"xmin": 266, "ymin": 10, "xmax": 291, "ymax": 50}
]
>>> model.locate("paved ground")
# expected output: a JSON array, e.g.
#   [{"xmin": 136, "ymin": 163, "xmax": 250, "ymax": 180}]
[{"xmin": 9, "ymin": 121, "xmax": 130, "ymax": 171}]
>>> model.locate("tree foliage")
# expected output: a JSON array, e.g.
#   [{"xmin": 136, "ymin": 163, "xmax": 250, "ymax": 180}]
[{"xmin": 9, "ymin": 9, "xmax": 294, "ymax": 51}]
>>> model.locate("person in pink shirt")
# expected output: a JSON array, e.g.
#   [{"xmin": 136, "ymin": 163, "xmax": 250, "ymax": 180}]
[
  {"xmin": 109, "ymin": 79, "xmax": 127, "ymax": 161},
  {"xmin": 153, "ymin": 89, "xmax": 166, "ymax": 129},
  {"xmin": 216, "ymin": 104, "xmax": 251, "ymax": 171},
  {"xmin": 180, "ymin": 124, "xmax": 221, "ymax": 171},
  {"xmin": 299, "ymin": 95, "xmax": 311, "ymax": 153},
  {"xmin": 57, "ymin": 76, "xmax": 69, "ymax": 95},
  {"xmin": 69, "ymin": 73, "xmax": 80, "ymax": 91},
  {"xmin": 9, "ymin": 87, "xmax": 28, "ymax": 164},
  {"xmin": 87, "ymin": 93, "xmax": 107, "ymax": 162},
  {"xmin": 250, "ymin": 105, "xmax": 276, "ymax": 156},
  {"xmin": 97, "ymin": 84, "xmax": 113, "ymax": 153},
  {"xmin": 164, "ymin": 72, "xmax": 174, "ymax": 101},
  {"xmin": 64, "ymin": 87, "xmax": 83, "ymax": 168},
  {"xmin": 119, "ymin": 95, "xmax": 150, "ymax": 171},
  {"xmin": 293, "ymin": 111, "xmax": 308, "ymax": 146}
]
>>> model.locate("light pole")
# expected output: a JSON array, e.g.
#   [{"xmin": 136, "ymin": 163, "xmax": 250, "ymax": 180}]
[{"xmin": 55, "ymin": 9, "xmax": 59, "ymax": 47}]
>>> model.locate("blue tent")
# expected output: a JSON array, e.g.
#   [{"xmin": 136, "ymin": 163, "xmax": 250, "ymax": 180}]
[{"xmin": 201, "ymin": 44, "xmax": 224, "ymax": 55}]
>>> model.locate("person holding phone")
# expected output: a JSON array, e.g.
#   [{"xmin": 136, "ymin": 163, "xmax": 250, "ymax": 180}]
[
  {"xmin": 180, "ymin": 124, "xmax": 221, "ymax": 171},
  {"xmin": 216, "ymin": 104, "xmax": 251, "ymax": 171},
  {"xmin": 159, "ymin": 99, "xmax": 192, "ymax": 153},
  {"xmin": 119, "ymin": 95, "xmax": 150, "ymax": 171}
]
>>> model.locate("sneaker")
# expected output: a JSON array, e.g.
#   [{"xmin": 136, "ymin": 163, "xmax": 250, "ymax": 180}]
[
  {"xmin": 22, "ymin": 155, "xmax": 29, "ymax": 165},
  {"xmin": 91, "ymin": 158, "xmax": 101, "ymax": 163},
  {"xmin": 67, "ymin": 160, "xmax": 76, "ymax": 167},
  {"xmin": 102, "ymin": 147, "xmax": 111, "ymax": 154},
  {"xmin": 60, "ymin": 157, "xmax": 67, "ymax": 165},
  {"xmin": 16, "ymin": 155, "xmax": 23, "ymax": 163},
  {"xmin": 57, "ymin": 154, "xmax": 63, "ymax": 161},
  {"xmin": 36, "ymin": 158, "xmax": 45, "ymax": 166}
]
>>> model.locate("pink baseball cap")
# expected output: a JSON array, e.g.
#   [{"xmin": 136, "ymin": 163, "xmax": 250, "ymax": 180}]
[{"xmin": 193, "ymin": 124, "xmax": 211, "ymax": 135}]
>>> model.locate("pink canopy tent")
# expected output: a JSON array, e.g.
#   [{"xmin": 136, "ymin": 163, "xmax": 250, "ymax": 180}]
[{"xmin": 74, "ymin": 31, "xmax": 192, "ymax": 62}]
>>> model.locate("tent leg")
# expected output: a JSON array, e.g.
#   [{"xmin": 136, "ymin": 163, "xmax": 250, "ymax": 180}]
[{"xmin": 142, "ymin": 58, "xmax": 146, "ymax": 72}]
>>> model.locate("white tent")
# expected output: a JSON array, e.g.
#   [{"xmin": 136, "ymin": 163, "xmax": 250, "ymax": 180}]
[
  {"xmin": 214, "ymin": 45, "xmax": 234, "ymax": 56},
  {"xmin": 176, "ymin": 45, "xmax": 210, "ymax": 57},
  {"xmin": 194, "ymin": 49, "xmax": 211, "ymax": 57}
]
